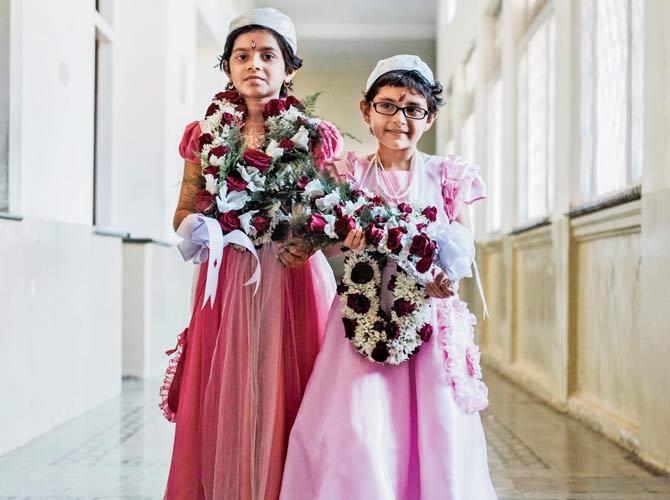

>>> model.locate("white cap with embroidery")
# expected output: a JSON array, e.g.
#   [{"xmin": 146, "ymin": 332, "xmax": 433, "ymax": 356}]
[
  {"xmin": 228, "ymin": 8, "xmax": 298, "ymax": 54},
  {"xmin": 365, "ymin": 54, "xmax": 434, "ymax": 92}
]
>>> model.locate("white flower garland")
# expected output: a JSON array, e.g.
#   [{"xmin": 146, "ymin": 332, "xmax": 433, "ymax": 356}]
[{"xmin": 340, "ymin": 252, "xmax": 433, "ymax": 365}]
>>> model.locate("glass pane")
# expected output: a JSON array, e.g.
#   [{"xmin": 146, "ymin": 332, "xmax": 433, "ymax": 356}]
[
  {"xmin": 630, "ymin": 0, "xmax": 644, "ymax": 184},
  {"xmin": 527, "ymin": 21, "xmax": 548, "ymax": 220},
  {"xmin": 580, "ymin": 0, "xmax": 595, "ymax": 200},
  {"xmin": 595, "ymin": 0, "xmax": 628, "ymax": 196},
  {"xmin": 0, "ymin": 0, "xmax": 9, "ymax": 212},
  {"xmin": 517, "ymin": 52, "xmax": 528, "ymax": 222},
  {"xmin": 487, "ymin": 78, "xmax": 503, "ymax": 232},
  {"xmin": 547, "ymin": 15, "xmax": 556, "ymax": 214}
]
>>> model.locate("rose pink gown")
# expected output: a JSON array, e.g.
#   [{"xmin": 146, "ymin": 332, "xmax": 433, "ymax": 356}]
[
  {"xmin": 162, "ymin": 122, "xmax": 340, "ymax": 500},
  {"xmin": 280, "ymin": 152, "xmax": 498, "ymax": 500}
]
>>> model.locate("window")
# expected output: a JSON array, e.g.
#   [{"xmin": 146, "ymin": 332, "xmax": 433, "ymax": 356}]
[
  {"xmin": 579, "ymin": 0, "xmax": 643, "ymax": 200},
  {"xmin": 0, "ymin": 0, "xmax": 9, "ymax": 212},
  {"xmin": 487, "ymin": 77, "xmax": 503, "ymax": 232},
  {"xmin": 93, "ymin": 1, "xmax": 114, "ymax": 225},
  {"xmin": 443, "ymin": 79, "xmax": 455, "ymax": 155},
  {"xmin": 517, "ymin": 8, "xmax": 555, "ymax": 223},
  {"xmin": 486, "ymin": 4, "xmax": 503, "ymax": 232}
]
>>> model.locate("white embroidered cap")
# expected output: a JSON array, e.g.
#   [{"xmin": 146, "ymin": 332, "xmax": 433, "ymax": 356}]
[
  {"xmin": 365, "ymin": 54, "xmax": 434, "ymax": 92},
  {"xmin": 228, "ymin": 8, "xmax": 298, "ymax": 54}
]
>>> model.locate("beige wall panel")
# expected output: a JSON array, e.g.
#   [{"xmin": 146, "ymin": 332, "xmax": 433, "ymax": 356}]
[
  {"xmin": 512, "ymin": 233, "xmax": 555, "ymax": 391},
  {"xmin": 572, "ymin": 228, "xmax": 641, "ymax": 430},
  {"xmin": 481, "ymin": 241, "xmax": 507, "ymax": 360}
]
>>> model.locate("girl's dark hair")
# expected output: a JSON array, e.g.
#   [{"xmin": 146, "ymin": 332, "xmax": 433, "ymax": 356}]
[
  {"xmin": 364, "ymin": 70, "xmax": 445, "ymax": 115},
  {"xmin": 219, "ymin": 25, "xmax": 303, "ymax": 97}
]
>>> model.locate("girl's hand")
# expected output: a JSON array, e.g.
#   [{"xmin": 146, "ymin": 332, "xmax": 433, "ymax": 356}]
[
  {"xmin": 278, "ymin": 239, "xmax": 314, "ymax": 268},
  {"xmin": 230, "ymin": 243, "xmax": 246, "ymax": 253},
  {"xmin": 425, "ymin": 272, "xmax": 455, "ymax": 299},
  {"xmin": 343, "ymin": 229, "xmax": 366, "ymax": 252}
]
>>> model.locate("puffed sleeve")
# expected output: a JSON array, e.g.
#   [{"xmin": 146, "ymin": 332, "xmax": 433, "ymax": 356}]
[
  {"xmin": 179, "ymin": 121, "xmax": 202, "ymax": 164},
  {"xmin": 440, "ymin": 155, "xmax": 487, "ymax": 221},
  {"xmin": 312, "ymin": 120, "xmax": 344, "ymax": 169}
]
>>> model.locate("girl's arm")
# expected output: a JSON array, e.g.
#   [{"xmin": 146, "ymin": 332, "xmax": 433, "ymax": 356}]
[{"xmin": 173, "ymin": 160, "xmax": 201, "ymax": 232}]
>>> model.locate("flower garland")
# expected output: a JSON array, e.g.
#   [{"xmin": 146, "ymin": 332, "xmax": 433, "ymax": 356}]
[
  {"xmin": 293, "ymin": 175, "xmax": 449, "ymax": 364},
  {"xmin": 193, "ymin": 90, "xmax": 325, "ymax": 246},
  {"xmin": 339, "ymin": 253, "xmax": 434, "ymax": 364}
]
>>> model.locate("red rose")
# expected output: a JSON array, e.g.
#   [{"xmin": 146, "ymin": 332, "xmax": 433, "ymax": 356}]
[
  {"xmin": 204, "ymin": 165, "xmax": 218, "ymax": 176},
  {"xmin": 371, "ymin": 195, "xmax": 384, "ymax": 206},
  {"xmin": 385, "ymin": 322, "xmax": 400, "ymax": 340},
  {"xmin": 366, "ymin": 223, "xmax": 384, "ymax": 246},
  {"xmin": 307, "ymin": 213, "xmax": 327, "ymax": 234},
  {"xmin": 418, "ymin": 324, "xmax": 433, "ymax": 342},
  {"xmin": 386, "ymin": 227, "xmax": 405, "ymax": 251},
  {"xmin": 263, "ymin": 98, "xmax": 287, "ymax": 117},
  {"xmin": 422, "ymin": 206, "xmax": 437, "ymax": 222},
  {"xmin": 205, "ymin": 103, "xmax": 219, "ymax": 118},
  {"xmin": 252, "ymin": 214, "xmax": 271, "ymax": 234},
  {"xmin": 416, "ymin": 255, "xmax": 433, "ymax": 274},
  {"xmin": 209, "ymin": 145, "xmax": 228, "ymax": 158},
  {"xmin": 214, "ymin": 89, "xmax": 245, "ymax": 104},
  {"xmin": 342, "ymin": 318, "xmax": 357, "ymax": 339},
  {"xmin": 195, "ymin": 190, "xmax": 215, "ymax": 213},
  {"xmin": 279, "ymin": 137, "xmax": 295, "ymax": 150},
  {"xmin": 371, "ymin": 341, "xmax": 389, "ymax": 362},
  {"xmin": 416, "ymin": 223, "xmax": 427, "ymax": 232},
  {"xmin": 392, "ymin": 298, "xmax": 415, "ymax": 316},
  {"xmin": 243, "ymin": 149, "xmax": 273, "ymax": 172},
  {"xmin": 387, "ymin": 275, "xmax": 397, "ymax": 291},
  {"xmin": 347, "ymin": 293, "xmax": 371, "ymax": 314},
  {"xmin": 284, "ymin": 95, "xmax": 304, "ymax": 110},
  {"xmin": 409, "ymin": 233, "xmax": 434, "ymax": 259},
  {"xmin": 297, "ymin": 175, "xmax": 310, "ymax": 190},
  {"xmin": 221, "ymin": 112, "xmax": 235, "ymax": 125},
  {"xmin": 199, "ymin": 133, "xmax": 214, "ymax": 149},
  {"xmin": 334, "ymin": 215, "xmax": 356, "ymax": 240},
  {"xmin": 225, "ymin": 175, "xmax": 247, "ymax": 192},
  {"xmin": 397, "ymin": 202, "xmax": 413, "ymax": 214},
  {"xmin": 218, "ymin": 211, "xmax": 240, "ymax": 232}
]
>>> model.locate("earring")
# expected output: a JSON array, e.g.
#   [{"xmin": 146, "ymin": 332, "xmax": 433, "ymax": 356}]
[{"xmin": 225, "ymin": 81, "xmax": 235, "ymax": 90}]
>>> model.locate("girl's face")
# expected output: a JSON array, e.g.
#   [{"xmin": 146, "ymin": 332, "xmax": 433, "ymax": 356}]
[
  {"xmin": 360, "ymin": 85, "xmax": 436, "ymax": 152},
  {"xmin": 226, "ymin": 30, "xmax": 293, "ymax": 100}
]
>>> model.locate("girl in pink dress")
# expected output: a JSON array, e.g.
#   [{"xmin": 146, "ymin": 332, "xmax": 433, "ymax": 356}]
[
  {"xmin": 162, "ymin": 9, "xmax": 342, "ymax": 500},
  {"xmin": 280, "ymin": 55, "xmax": 498, "ymax": 499}
]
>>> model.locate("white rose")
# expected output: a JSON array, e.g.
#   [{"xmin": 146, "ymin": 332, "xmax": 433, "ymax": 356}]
[
  {"xmin": 303, "ymin": 179, "xmax": 325, "ymax": 198},
  {"xmin": 315, "ymin": 189, "xmax": 341, "ymax": 211},
  {"xmin": 265, "ymin": 139, "xmax": 284, "ymax": 160},
  {"xmin": 239, "ymin": 210, "xmax": 259, "ymax": 236},
  {"xmin": 204, "ymin": 174, "xmax": 219, "ymax": 195},
  {"xmin": 216, "ymin": 184, "xmax": 249, "ymax": 213},
  {"xmin": 290, "ymin": 126, "xmax": 310, "ymax": 151}
]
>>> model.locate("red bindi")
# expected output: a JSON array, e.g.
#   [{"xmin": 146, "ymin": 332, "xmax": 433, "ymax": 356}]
[{"xmin": 399, "ymin": 92, "xmax": 406, "ymax": 102}]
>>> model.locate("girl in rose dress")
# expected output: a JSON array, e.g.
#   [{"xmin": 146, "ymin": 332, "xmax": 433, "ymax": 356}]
[
  {"xmin": 280, "ymin": 55, "xmax": 498, "ymax": 499},
  {"xmin": 162, "ymin": 8, "xmax": 342, "ymax": 500}
]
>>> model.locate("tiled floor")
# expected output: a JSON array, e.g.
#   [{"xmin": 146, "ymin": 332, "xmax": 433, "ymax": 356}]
[{"xmin": 1, "ymin": 368, "xmax": 668, "ymax": 500}]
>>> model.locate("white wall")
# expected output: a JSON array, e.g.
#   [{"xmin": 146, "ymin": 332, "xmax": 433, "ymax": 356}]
[
  {"xmin": 16, "ymin": 0, "xmax": 95, "ymax": 225},
  {"xmin": 0, "ymin": 219, "xmax": 122, "ymax": 455}
]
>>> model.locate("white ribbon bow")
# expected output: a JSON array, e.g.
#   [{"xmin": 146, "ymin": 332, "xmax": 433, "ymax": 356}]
[
  {"xmin": 435, "ymin": 221, "xmax": 489, "ymax": 318},
  {"xmin": 176, "ymin": 213, "xmax": 261, "ymax": 308}
]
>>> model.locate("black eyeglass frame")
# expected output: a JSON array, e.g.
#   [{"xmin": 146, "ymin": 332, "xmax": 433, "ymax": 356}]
[{"xmin": 370, "ymin": 101, "xmax": 430, "ymax": 120}]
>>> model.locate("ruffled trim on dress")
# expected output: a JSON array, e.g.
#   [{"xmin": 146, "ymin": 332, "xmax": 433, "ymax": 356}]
[
  {"xmin": 159, "ymin": 328, "xmax": 188, "ymax": 423},
  {"xmin": 440, "ymin": 155, "xmax": 487, "ymax": 221},
  {"xmin": 435, "ymin": 298, "xmax": 489, "ymax": 413}
]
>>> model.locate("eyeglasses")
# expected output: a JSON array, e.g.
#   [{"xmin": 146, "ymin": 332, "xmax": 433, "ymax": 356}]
[{"xmin": 371, "ymin": 101, "xmax": 429, "ymax": 120}]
